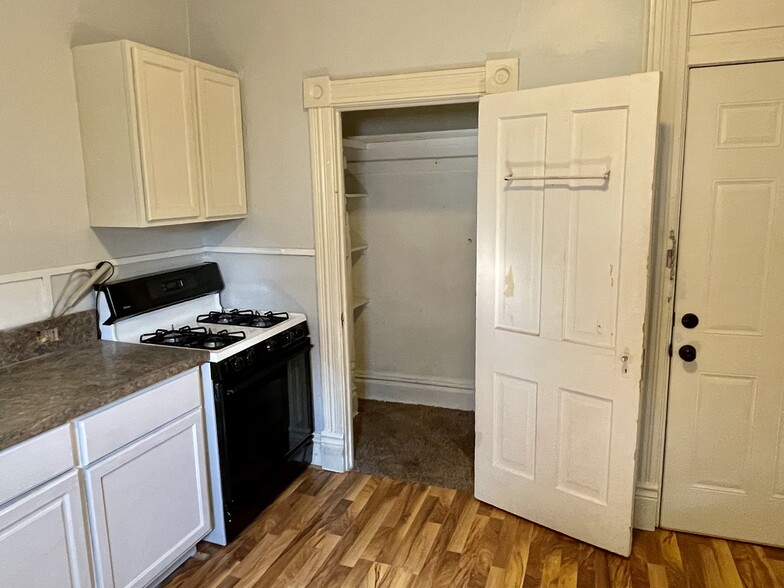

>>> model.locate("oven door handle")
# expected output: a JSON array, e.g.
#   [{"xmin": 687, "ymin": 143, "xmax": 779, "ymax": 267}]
[{"xmin": 221, "ymin": 340, "xmax": 312, "ymax": 398}]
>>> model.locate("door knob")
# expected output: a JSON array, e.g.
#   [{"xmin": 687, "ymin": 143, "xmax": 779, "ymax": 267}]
[
  {"xmin": 681, "ymin": 313, "xmax": 699, "ymax": 329},
  {"xmin": 678, "ymin": 344, "xmax": 697, "ymax": 362}
]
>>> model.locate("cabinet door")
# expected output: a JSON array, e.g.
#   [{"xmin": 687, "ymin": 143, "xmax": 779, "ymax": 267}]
[
  {"xmin": 195, "ymin": 66, "xmax": 248, "ymax": 218},
  {"xmin": 131, "ymin": 47, "xmax": 202, "ymax": 222},
  {"xmin": 0, "ymin": 471, "xmax": 92, "ymax": 588},
  {"xmin": 85, "ymin": 409, "xmax": 210, "ymax": 588}
]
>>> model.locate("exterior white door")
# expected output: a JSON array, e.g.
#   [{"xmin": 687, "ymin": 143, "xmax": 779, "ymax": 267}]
[
  {"xmin": 475, "ymin": 72, "xmax": 660, "ymax": 556},
  {"xmin": 661, "ymin": 61, "xmax": 784, "ymax": 547}
]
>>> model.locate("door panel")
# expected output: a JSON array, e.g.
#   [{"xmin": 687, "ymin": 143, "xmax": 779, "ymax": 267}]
[
  {"xmin": 661, "ymin": 60, "xmax": 784, "ymax": 547},
  {"xmin": 475, "ymin": 73, "xmax": 660, "ymax": 556},
  {"xmin": 692, "ymin": 374, "xmax": 756, "ymax": 492},
  {"xmin": 556, "ymin": 388, "xmax": 613, "ymax": 504},
  {"xmin": 493, "ymin": 374, "xmax": 537, "ymax": 479},
  {"xmin": 704, "ymin": 180, "xmax": 774, "ymax": 334},
  {"xmin": 494, "ymin": 115, "xmax": 545, "ymax": 335},
  {"xmin": 563, "ymin": 108, "xmax": 628, "ymax": 348}
]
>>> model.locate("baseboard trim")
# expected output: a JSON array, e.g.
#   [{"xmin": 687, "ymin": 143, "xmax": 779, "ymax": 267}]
[
  {"xmin": 634, "ymin": 483, "xmax": 659, "ymax": 531},
  {"xmin": 357, "ymin": 371, "xmax": 475, "ymax": 411},
  {"xmin": 311, "ymin": 433, "xmax": 322, "ymax": 467},
  {"xmin": 318, "ymin": 431, "xmax": 346, "ymax": 473}
]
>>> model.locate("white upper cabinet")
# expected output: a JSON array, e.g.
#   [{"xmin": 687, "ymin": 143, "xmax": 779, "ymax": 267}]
[{"xmin": 73, "ymin": 40, "xmax": 248, "ymax": 227}]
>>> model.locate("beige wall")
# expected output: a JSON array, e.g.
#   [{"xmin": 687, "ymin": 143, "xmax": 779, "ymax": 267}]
[
  {"xmin": 187, "ymin": 0, "xmax": 647, "ymax": 250},
  {"xmin": 0, "ymin": 0, "xmax": 204, "ymax": 276},
  {"xmin": 1, "ymin": 0, "xmax": 647, "ymax": 274}
]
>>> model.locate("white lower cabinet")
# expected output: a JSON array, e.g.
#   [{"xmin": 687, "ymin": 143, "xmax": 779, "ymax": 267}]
[
  {"xmin": 84, "ymin": 408, "xmax": 210, "ymax": 588},
  {"xmin": 0, "ymin": 470, "xmax": 92, "ymax": 587}
]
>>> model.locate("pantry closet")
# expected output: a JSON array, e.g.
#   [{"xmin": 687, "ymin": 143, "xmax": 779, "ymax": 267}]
[{"xmin": 340, "ymin": 104, "xmax": 479, "ymax": 490}]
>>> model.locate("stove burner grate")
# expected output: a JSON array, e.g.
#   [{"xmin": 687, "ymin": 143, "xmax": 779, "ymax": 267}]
[
  {"xmin": 140, "ymin": 326, "xmax": 246, "ymax": 350},
  {"xmin": 197, "ymin": 309, "xmax": 289, "ymax": 328}
]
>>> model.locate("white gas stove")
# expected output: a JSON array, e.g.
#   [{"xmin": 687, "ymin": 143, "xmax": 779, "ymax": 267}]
[
  {"xmin": 95, "ymin": 262, "xmax": 314, "ymax": 546},
  {"xmin": 97, "ymin": 292, "xmax": 306, "ymax": 362}
]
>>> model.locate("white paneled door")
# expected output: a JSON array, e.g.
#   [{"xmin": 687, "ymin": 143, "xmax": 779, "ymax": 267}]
[
  {"xmin": 661, "ymin": 62, "xmax": 784, "ymax": 547},
  {"xmin": 475, "ymin": 73, "xmax": 660, "ymax": 556}
]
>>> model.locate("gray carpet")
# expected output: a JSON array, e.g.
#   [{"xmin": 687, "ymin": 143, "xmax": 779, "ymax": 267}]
[{"xmin": 352, "ymin": 399, "xmax": 475, "ymax": 492}]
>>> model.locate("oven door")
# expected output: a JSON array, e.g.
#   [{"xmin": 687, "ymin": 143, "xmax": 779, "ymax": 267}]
[{"xmin": 215, "ymin": 339, "xmax": 313, "ymax": 535}]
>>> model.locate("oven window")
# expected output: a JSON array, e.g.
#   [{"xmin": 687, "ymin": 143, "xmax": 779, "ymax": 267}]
[
  {"xmin": 221, "ymin": 345, "xmax": 314, "ymax": 500},
  {"xmin": 288, "ymin": 350, "xmax": 313, "ymax": 449}
]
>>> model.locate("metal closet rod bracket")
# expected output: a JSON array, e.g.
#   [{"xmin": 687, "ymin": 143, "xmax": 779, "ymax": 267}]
[{"xmin": 504, "ymin": 170, "xmax": 611, "ymax": 182}]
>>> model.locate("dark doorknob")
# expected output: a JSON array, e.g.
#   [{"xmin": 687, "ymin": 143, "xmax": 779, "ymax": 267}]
[
  {"xmin": 678, "ymin": 344, "xmax": 697, "ymax": 362},
  {"xmin": 681, "ymin": 313, "xmax": 699, "ymax": 329}
]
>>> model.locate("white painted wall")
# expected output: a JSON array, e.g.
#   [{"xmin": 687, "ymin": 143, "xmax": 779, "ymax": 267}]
[
  {"xmin": 349, "ymin": 146, "xmax": 477, "ymax": 407},
  {"xmin": 187, "ymin": 0, "xmax": 646, "ymax": 253},
  {"xmin": 0, "ymin": 0, "xmax": 204, "ymax": 277}
]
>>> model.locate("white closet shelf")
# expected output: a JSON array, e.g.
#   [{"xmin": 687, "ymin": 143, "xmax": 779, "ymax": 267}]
[
  {"xmin": 352, "ymin": 297, "xmax": 369, "ymax": 311},
  {"xmin": 345, "ymin": 193, "xmax": 368, "ymax": 199},
  {"xmin": 351, "ymin": 244, "xmax": 368, "ymax": 254}
]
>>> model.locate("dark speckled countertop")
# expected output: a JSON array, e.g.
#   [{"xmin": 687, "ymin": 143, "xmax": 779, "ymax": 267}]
[{"xmin": 0, "ymin": 340, "xmax": 208, "ymax": 452}]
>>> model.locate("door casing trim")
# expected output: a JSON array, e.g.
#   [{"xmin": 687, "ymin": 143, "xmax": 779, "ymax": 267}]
[
  {"xmin": 636, "ymin": 0, "xmax": 692, "ymax": 530},
  {"xmin": 303, "ymin": 59, "xmax": 519, "ymax": 473}
]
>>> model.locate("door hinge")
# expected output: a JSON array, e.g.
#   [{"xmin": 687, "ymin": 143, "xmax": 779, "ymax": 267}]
[
  {"xmin": 665, "ymin": 229, "xmax": 677, "ymax": 280},
  {"xmin": 341, "ymin": 312, "xmax": 345, "ymax": 327}
]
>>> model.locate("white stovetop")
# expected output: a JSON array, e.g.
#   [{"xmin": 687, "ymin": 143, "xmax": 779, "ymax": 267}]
[{"xmin": 97, "ymin": 293, "xmax": 306, "ymax": 362}]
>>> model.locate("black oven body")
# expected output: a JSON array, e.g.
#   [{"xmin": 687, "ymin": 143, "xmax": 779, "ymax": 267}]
[{"xmin": 211, "ymin": 321, "xmax": 314, "ymax": 541}]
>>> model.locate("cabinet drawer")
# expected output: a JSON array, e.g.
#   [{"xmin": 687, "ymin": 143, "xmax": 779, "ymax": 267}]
[
  {"xmin": 0, "ymin": 425, "xmax": 75, "ymax": 507},
  {"xmin": 76, "ymin": 369, "xmax": 201, "ymax": 465}
]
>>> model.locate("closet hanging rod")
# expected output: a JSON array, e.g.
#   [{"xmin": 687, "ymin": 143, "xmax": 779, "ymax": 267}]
[{"xmin": 504, "ymin": 170, "xmax": 611, "ymax": 182}]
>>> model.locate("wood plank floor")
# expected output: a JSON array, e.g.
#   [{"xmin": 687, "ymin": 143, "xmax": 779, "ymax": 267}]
[{"xmin": 164, "ymin": 468, "xmax": 784, "ymax": 587}]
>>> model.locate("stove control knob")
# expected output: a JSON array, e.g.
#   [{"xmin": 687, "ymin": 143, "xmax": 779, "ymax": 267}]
[
  {"xmin": 295, "ymin": 327, "xmax": 305, "ymax": 339},
  {"xmin": 230, "ymin": 356, "xmax": 244, "ymax": 371},
  {"xmin": 265, "ymin": 340, "xmax": 278, "ymax": 353},
  {"xmin": 245, "ymin": 349, "xmax": 256, "ymax": 364}
]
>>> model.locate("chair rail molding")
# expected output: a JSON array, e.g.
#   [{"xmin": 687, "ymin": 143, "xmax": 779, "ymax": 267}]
[
  {"xmin": 304, "ymin": 59, "xmax": 519, "ymax": 473},
  {"xmin": 0, "ymin": 246, "xmax": 316, "ymax": 330}
]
